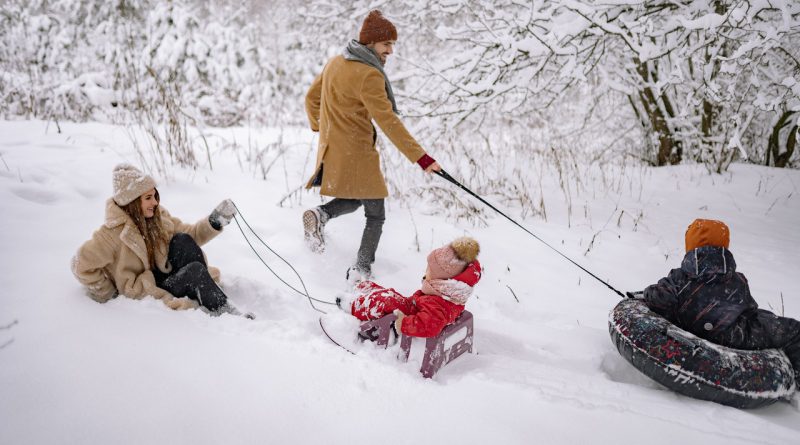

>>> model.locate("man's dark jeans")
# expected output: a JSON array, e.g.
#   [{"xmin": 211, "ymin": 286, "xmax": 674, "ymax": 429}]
[{"xmin": 319, "ymin": 198, "xmax": 385, "ymax": 271}]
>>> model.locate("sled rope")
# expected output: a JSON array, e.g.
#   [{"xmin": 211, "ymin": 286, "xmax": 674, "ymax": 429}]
[
  {"xmin": 318, "ymin": 318, "xmax": 356, "ymax": 355},
  {"xmin": 434, "ymin": 169, "xmax": 626, "ymax": 299},
  {"xmin": 230, "ymin": 201, "xmax": 335, "ymax": 313}
]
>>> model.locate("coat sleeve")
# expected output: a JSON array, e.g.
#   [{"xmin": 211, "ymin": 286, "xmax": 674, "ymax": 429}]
[
  {"xmin": 399, "ymin": 294, "xmax": 450, "ymax": 338},
  {"xmin": 162, "ymin": 208, "xmax": 220, "ymax": 247},
  {"xmin": 643, "ymin": 268, "xmax": 685, "ymax": 322},
  {"xmin": 359, "ymin": 70, "xmax": 427, "ymax": 164},
  {"xmin": 72, "ymin": 229, "xmax": 118, "ymax": 303},
  {"xmin": 305, "ymin": 73, "xmax": 323, "ymax": 132}
]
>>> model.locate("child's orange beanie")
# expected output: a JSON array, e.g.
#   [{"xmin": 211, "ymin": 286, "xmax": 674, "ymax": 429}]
[{"xmin": 685, "ymin": 219, "xmax": 730, "ymax": 252}]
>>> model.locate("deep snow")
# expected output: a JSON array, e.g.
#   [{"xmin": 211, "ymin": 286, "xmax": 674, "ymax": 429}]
[{"xmin": 0, "ymin": 120, "xmax": 798, "ymax": 444}]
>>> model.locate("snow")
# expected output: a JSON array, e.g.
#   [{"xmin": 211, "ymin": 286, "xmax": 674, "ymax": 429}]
[{"xmin": 1, "ymin": 120, "xmax": 799, "ymax": 444}]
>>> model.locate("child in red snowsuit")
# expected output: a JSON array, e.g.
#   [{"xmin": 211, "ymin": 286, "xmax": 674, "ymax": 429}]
[{"xmin": 345, "ymin": 237, "xmax": 481, "ymax": 338}]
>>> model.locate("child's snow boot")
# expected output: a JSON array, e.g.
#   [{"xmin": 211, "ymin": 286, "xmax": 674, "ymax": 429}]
[
  {"xmin": 334, "ymin": 293, "xmax": 354, "ymax": 313},
  {"xmin": 345, "ymin": 264, "xmax": 372, "ymax": 285}
]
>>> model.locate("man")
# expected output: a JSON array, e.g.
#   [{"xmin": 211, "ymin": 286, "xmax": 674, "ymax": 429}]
[{"xmin": 303, "ymin": 10, "xmax": 441, "ymax": 281}]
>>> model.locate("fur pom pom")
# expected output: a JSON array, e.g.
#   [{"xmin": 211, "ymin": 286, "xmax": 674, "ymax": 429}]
[{"xmin": 450, "ymin": 237, "xmax": 480, "ymax": 263}]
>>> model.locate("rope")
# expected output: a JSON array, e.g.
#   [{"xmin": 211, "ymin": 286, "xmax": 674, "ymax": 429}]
[
  {"xmin": 230, "ymin": 201, "xmax": 335, "ymax": 313},
  {"xmin": 434, "ymin": 169, "xmax": 626, "ymax": 299},
  {"xmin": 318, "ymin": 318, "xmax": 356, "ymax": 355}
]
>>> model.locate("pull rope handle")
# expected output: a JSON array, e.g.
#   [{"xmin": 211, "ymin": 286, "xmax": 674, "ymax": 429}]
[
  {"xmin": 433, "ymin": 169, "xmax": 626, "ymax": 299},
  {"xmin": 230, "ymin": 201, "xmax": 334, "ymax": 314}
]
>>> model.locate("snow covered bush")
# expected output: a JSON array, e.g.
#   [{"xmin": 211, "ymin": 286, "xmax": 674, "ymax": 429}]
[
  {"xmin": 398, "ymin": 0, "xmax": 800, "ymax": 171},
  {"xmin": 0, "ymin": 0, "xmax": 797, "ymax": 175}
]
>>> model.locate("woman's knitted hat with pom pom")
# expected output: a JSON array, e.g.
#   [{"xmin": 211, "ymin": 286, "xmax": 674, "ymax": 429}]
[
  {"xmin": 112, "ymin": 163, "xmax": 156, "ymax": 206},
  {"xmin": 426, "ymin": 237, "xmax": 480, "ymax": 280}
]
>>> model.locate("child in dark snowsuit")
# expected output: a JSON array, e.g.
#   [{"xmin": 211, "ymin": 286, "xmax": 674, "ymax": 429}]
[
  {"xmin": 344, "ymin": 237, "xmax": 481, "ymax": 338},
  {"xmin": 642, "ymin": 218, "xmax": 800, "ymax": 383}
]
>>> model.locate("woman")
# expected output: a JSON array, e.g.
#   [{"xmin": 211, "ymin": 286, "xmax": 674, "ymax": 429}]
[{"xmin": 72, "ymin": 163, "xmax": 237, "ymax": 313}]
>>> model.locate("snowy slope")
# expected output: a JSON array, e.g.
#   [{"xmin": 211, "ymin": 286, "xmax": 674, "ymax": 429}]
[{"xmin": 0, "ymin": 120, "xmax": 798, "ymax": 445}]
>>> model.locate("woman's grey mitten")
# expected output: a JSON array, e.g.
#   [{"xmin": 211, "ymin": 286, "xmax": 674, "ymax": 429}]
[{"xmin": 209, "ymin": 199, "xmax": 237, "ymax": 230}]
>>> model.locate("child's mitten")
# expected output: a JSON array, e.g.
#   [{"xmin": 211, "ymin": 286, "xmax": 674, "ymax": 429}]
[{"xmin": 392, "ymin": 309, "xmax": 406, "ymax": 334}]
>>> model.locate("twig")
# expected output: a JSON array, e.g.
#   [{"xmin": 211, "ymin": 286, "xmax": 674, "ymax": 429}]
[
  {"xmin": 45, "ymin": 116, "xmax": 61, "ymax": 134},
  {"xmin": 406, "ymin": 204, "xmax": 421, "ymax": 252},
  {"xmin": 765, "ymin": 197, "xmax": 780, "ymax": 215},
  {"xmin": 584, "ymin": 231, "xmax": 599, "ymax": 255},
  {"xmin": 277, "ymin": 185, "xmax": 304, "ymax": 208},
  {"xmin": 506, "ymin": 285, "xmax": 520, "ymax": 303},
  {"xmin": 0, "ymin": 319, "xmax": 17, "ymax": 350},
  {"xmin": 0, "ymin": 152, "xmax": 10, "ymax": 171},
  {"xmin": 780, "ymin": 292, "xmax": 785, "ymax": 317}
]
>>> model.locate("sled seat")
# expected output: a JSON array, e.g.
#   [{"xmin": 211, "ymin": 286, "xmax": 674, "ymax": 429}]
[{"xmin": 359, "ymin": 310, "xmax": 474, "ymax": 378}]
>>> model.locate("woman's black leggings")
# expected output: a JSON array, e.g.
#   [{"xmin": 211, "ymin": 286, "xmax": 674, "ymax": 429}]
[{"xmin": 153, "ymin": 233, "xmax": 227, "ymax": 311}]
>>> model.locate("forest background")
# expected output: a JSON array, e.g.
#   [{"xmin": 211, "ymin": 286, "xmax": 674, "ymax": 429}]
[{"xmin": 2, "ymin": 0, "xmax": 798, "ymax": 196}]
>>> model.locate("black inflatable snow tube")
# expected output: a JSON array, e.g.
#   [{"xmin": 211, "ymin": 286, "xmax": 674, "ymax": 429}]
[{"xmin": 609, "ymin": 299, "xmax": 796, "ymax": 409}]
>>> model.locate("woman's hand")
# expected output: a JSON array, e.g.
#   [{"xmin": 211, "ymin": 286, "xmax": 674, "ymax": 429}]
[
  {"xmin": 209, "ymin": 199, "xmax": 237, "ymax": 230},
  {"xmin": 424, "ymin": 161, "xmax": 441, "ymax": 173},
  {"xmin": 165, "ymin": 297, "xmax": 199, "ymax": 310}
]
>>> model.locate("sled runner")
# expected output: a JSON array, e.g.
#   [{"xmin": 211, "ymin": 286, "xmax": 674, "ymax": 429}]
[
  {"xmin": 359, "ymin": 311, "xmax": 474, "ymax": 378},
  {"xmin": 609, "ymin": 299, "xmax": 796, "ymax": 409},
  {"xmin": 320, "ymin": 311, "xmax": 475, "ymax": 378}
]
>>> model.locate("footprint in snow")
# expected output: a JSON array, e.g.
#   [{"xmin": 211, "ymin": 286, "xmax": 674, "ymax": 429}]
[{"xmin": 10, "ymin": 185, "xmax": 62, "ymax": 205}]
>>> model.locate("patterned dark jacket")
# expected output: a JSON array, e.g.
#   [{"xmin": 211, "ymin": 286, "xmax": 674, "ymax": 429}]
[{"xmin": 643, "ymin": 246, "xmax": 758, "ymax": 342}]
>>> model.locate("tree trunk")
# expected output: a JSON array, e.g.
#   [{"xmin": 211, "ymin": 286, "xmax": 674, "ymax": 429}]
[
  {"xmin": 767, "ymin": 111, "xmax": 796, "ymax": 168},
  {"xmin": 775, "ymin": 125, "xmax": 797, "ymax": 168},
  {"xmin": 635, "ymin": 60, "xmax": 681, "ymax": 166}
]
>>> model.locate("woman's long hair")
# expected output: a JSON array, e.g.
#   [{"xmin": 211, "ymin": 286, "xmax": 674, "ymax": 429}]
[{"xmin": 122, "ymin": 189, "xmax": 168, "ymax": 268}]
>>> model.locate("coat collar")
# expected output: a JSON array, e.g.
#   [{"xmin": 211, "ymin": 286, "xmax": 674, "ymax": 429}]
[
  {"xmin": 419, "ymin": 260, "xmax": 482, "ymax": 303},
  {"xmin": 681, "ymin": 246, "xmax": 737, "ymax": 277},
  {"xmin": 452, "ymin": 260, "xmax": 482, "ymax": 287},
  {"xmin": 103, "ymin": 198, "xmax": 130, "ymax": 229},
  {"xmin": 102, "ymin": 198, "xmax": 151, "ymax": 269}
]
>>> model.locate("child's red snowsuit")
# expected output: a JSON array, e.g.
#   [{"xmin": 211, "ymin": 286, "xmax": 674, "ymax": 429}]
[{"xmin": 350, "ymin": 261, "xmax": 481, "ymax": 338}]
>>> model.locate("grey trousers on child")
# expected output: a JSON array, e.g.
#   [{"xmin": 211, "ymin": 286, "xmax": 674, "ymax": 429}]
[{"xmin": 319, "ymin": 198, "xmax": 385, "ymax": 270}]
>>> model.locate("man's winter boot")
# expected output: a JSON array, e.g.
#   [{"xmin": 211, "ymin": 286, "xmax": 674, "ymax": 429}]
[{"xmin": 302, "ymin": 207, "xmax": 327, "ymax": 253}]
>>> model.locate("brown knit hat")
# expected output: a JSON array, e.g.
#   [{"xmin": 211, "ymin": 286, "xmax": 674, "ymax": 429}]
[
  {"xmin": 685, "ymin": 219, "xmax": 730, "ymax": 252},
  {"xmin": 112, "ymin": 163, "xmax": 157, "ymax": 206},
  {"xmin": 358, "ymin": 10, "xmax": 397, "ymax": 45}
]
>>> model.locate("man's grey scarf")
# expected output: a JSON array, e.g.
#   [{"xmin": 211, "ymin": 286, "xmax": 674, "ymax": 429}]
[{"xmin": 343, "ymin": 39, "xmax": 398, "ymax": 114}]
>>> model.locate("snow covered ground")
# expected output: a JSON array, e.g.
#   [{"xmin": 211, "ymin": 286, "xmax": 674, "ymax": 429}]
[{"xmin": 1, "ymin": 120, "xmax": 798, "ymax": 444}]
